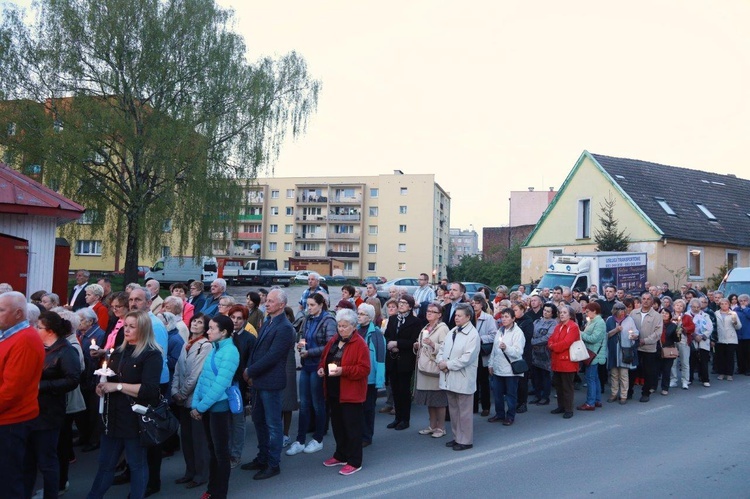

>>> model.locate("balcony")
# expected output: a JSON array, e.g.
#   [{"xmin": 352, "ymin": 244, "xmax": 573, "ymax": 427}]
[
  {"xmin": 328, "ymin": 232, "xmax": 360, "ymax": 240},
  {"xmin": 331, "ymin": 195, "xmax": 362, "ymax": 204},
  {"xmin": 296, "ymin": 215, "xmax": 327, "ymax": 222},
  {"xmin": 297, "ymin": 195, "xmax": 328, "ymax": 204},
  {"xmin": 327, "ymin": 213, "xmax": 361, "ymax": 222},
  {"xmin": 295, "ymin": 250, "xmax": 326, "ymax": 257},
  {"xmin": 246, "ymin": 194, "xmax": 264, "ymax": 204},
  {"xmin": 327, "ymin": 250, "xmax": 360, "ymax": 258},
  {"xmin": 236, "ymin": 231, "xmax": 262, "ymax": 240},
  {"xmin": 238, "ymin": 214, "xmax": 263, "ymax": 221},
  {"xmin": 295, "ymin": 232, "xmax": 326, "ymax": 240}
]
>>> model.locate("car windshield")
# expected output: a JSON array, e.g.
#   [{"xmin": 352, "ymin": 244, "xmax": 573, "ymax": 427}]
[{"xmin": 537, "ymin": 273, "xmax": 575, "ymax": 289}]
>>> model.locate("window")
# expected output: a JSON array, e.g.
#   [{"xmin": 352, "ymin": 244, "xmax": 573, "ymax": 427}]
[
  {"xmin": 369, "ymin": 207, "xmax": 378, "ymax": 217},
  {"xmin": 578, "ymin": 199, "xmax": 591, "ymax": 239},
  {"xmin": 269, "ymin": 224, "xmax": 278, "ymax": 233},
  {"xmin": 75, "ymin": 240, "xmax": 102, "ymax": 255},
  {"xmin": 161, "ymin": 246, "xmax": 171, "ymax": 258},
  {"xmin": 7, "ymin": 122, "xmax": 16, "ymax": 136},
  {"xmin": 368, "ymin": 262, "xmax": 376, "ymax": 272},
  {"xmin": 370, "ymin": 188, "xmax": 379, "ymax": 198},
  {"xmin": 286, "ymin": 189, "xmax": 294, "ymax": 198},
  {"xmin": 283, "ymin": 260, "xmax": 290, "ymax": 270},
  {"xmin": 399, "ymin": 206, "xmax": 407, "ymax": 214},
  {"xmin": 688, "ymin": 247, "xmax": 703, "ymax": 280},
  {"xmin": 368, "ymin": 244, "xmax": 377, "ymax": 253},
  {"xmin": 398, "ymin": 262, "xmax": 407, "ymax": 271},
  {"xmin": 286, "ymin": 207, "xmax": 294, "ymax": 216},
  {"xmin": 398, "ymin": 243, "xmax": 406, "ymax": 252},
  {"xmin": 271, "ymin": 190, "xmax": 279, "ymax": 199},
  {"xmin": 369, "ymin": 225, "xmax": 378, "ymax": 235},
  {"xmin": 727, "ymin": 250, "xmax": 739, "ymax": 271},
  {"xmin": 78, "ymin": 210, "xmax": 101, "ymax": 225},
  {"xmin": 269, "ymin": 242, "xmax": 277, "ymax": 252},
  {"xmin": 400, "ymin": 187, "xmax": 408, "ymax": 195},
  {"xmin": 399, "ymin": 225, "xmax": 407, "ymax": 233},
  {"xmin": 696, "ymin": 203, "xmax": 717, "ymax": 221},
  {"xmin": 343, "ymin": 262, "xmax": 353, "ymax": 271},
  {"xmin": 284, "ymin": 242, "xmax": 292, "ymax": 252},
  {"xmin": 162, "ymin": 219, "xmax": 172, "ymax": 232},
  {"xmin": 271, "ymin": 207, "xmax": 279, "ymax": 216},
  {"xmin": 656, "ymin": 198, "xmax": 676, "ymax": 216},
  {"xmin": 284, "ymin": 224, "xmax": 293, "ymax": 234}
]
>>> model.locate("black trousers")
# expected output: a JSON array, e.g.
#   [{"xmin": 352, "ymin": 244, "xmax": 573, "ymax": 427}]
[
  {"xmin": 473, "ymin": 356, "xmax": 490, "ymax": 412},
  {"xmin": 736, "ymin": 339, "xmax": 750, "ymax": 374},
  {"xmin": 203, "ymin": 411, "xmax": 232, "ymax": 499},
  {"xmin": 329, "ymin": 399, "xmax": 363, "ymax": 468},
  {"xmin": 659, "ymin": 357, "xmax": 675, "ymax": 391},
  {"xmin": 146, "ymin": 383, "xmax": 170, "ymax": 489},
  {"xmin": 715, "ymin": 343, "xmax": 737, "ymax": 376},
  {"xmin": 691, "ymin": 348, "xmax": 710, "ymax": 383},
  {"xmin": 390, "ymin": 370, "xmax": 413, "ymax": 424},
  {"xmin": 630, "ymin": 351, "xmax": 658, "ymax": 396},
  {"xmin": 516, "ymin": 371, "xmax": 530, "ymax": 406}
]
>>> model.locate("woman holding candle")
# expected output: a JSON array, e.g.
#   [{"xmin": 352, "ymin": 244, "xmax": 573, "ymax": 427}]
[
  {"xmin": 605, "ymin": 302, "xmax": 638, "ymax": 404},
  {"xmin": 384, "ymin": 294, "xmax": 421, "ymax": 430},
  {"xmin": 87, "ymin": 310, "xmax": 162, "ymax": 499},
  {"xmin": 190, "ymin": 314, "xmax": 240, "ymax": 499},
  {"xmin": 413, "ymin": 302, "xmax": 449, "ymax": 437},
  {"xmin": 287, "ymin": 292, "xmax": 337, "ymax": 457},
  {"xmin": 547, "ymin": 305, "xmax": 581, "ymax": 419},
  {"xmin": 488, "ymin": 307, "xmax": 525, "ymax": 425},
  {"xmin": 715, "ymin": 298, "xmax": 741, "ymax": 380},
  {"xmin": 356, "ymin": 303, "xmax": 386, "ymax": 447},
  {"xmin": 23, "ymin": 311, "xmax": 81, "ymax": 499},
  {"xmin": 318, "ymin": 309, "xmax": 370, "ymax": 476},
  {"xmin": 670, "ymin": 299, "xmax": 695, "ymax": 390},
  {"xmin": 172, "ymin": 313, "xmax": 212, "ymax": 489}
]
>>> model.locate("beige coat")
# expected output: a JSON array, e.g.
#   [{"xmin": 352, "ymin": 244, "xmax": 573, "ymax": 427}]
[
  {"xmin": 436, "ymin": 323, "xmax": 479, "ymax": 395},
  {"xmin": 415, "ymin": 322, "xmax": 449, "ymax": 391},
  {"xmin": 630, "ymin": 308, "xmax": 662, "ymax": 353}
]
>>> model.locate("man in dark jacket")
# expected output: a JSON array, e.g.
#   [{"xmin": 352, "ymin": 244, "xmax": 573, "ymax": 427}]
[{"xmin": 240, "ymin": 289, "xmax": 295, "ymax": 480}]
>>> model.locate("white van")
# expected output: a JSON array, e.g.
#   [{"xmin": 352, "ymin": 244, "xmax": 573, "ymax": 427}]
[
  {"xmin": 144, "ymin": 256, "xmax": 218, "ymax": 288},
  {"xmin": 718, "ymin": 267, "xmax": 750, "ymax": 298}
]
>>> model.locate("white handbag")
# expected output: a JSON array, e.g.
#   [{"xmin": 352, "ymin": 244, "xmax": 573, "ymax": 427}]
[{"xmin": 569, "ymin": 339, "xmax": 589, "ymax": 362}]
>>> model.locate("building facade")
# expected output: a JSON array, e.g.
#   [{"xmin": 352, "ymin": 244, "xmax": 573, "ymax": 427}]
[
  {"xmin": 449, "ymin": 228, "xmax": 479, "ymax": 266},
  {"xmin": 68, "ymin": 171, "xmax": 451, "ymax": 280}
]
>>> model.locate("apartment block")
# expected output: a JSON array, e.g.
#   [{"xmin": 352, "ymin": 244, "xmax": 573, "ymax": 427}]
[
  {"xmin": 69, "ymin": 171, "xmax": 451, "ymax": 280},
  {"xmin": 449, "ymin": 228, "xmax": 479, "ymax": 266}
]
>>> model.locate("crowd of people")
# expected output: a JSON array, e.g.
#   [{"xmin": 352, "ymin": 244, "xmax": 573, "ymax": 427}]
[{"xmin": 1, "ymin": 271, "xmax": 748, "ymax": 498}]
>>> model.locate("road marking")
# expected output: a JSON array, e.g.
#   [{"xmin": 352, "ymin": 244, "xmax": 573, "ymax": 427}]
[
  {"xmin": 304, "ymin": 422, "xmax": 620, "ymax": 499},
  {"xmin": 698, "ymin": 390, "xmax": 728, "ymax": 399},
  {"xmin": 638, "ymin": 404, "xmax": 673, "ymax": 415}
]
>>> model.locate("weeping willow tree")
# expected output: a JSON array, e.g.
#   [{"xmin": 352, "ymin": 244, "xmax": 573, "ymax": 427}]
[{"xmin": 0, "ymin": 0, "xmax": 320, "ymax": 283}]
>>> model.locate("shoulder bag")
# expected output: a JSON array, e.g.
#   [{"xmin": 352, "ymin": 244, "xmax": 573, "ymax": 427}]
[
  {"xmin": 569, "ymin": 338, "xmax": 589, "ymax": 362},
  {"xmin": 660, "ymin": 341, "xmax": 679, "ymax": 359},
  {"xmin": 502, "ymin": 349, "xmax": 529, "ymax": 374},
  {"xmin": 416, "ymin": 330, "xmax": 441, "ymax": 377},
  {"xmin": 130, "ymin": 396, "xmax": 179, "ymax": 447},
  {"xmin": 583, "ymin": 341, "xmax": 604, "ymax": 367},
  {"xmin": 211, "ymin": 352, "xmax": 243, "ymax": 414}
]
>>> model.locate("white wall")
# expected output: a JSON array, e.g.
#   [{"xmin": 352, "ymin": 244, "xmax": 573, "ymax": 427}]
[{"xmin": 0, "ymin": 214, "xmax": 57, "ymax": 296}]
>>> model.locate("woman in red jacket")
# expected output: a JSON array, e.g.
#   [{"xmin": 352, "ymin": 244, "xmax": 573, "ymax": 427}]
[
  {"xmin": 547, "ymin": 305, "xmax": 580, "ymax": 419},
  {"xmin": 317, "ymin": 308, "xmax": 370, "ymax": 476}
]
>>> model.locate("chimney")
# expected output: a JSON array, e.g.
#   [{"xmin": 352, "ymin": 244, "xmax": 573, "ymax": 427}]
[
  {"xmin": 528, "ymin": 187, "xmax": 534, "ymax": 192},
  {"xmin": 393, "ymin": 170, "xmax": 403, "ymax": 175}
]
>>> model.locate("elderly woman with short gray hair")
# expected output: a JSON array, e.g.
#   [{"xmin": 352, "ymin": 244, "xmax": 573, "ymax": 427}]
[
  {"xmin": 75, "ymin": 306, "xmax": 106, "ymax": 451},
  {"xmin": 41, "ymin": 292, "xmax": 61, "ymax": 310},
  {"xmin": 356, "ymin": 303, "xmax": 385, "ymax": 447},
  {"xmin": 84, "ymin": 284, "xmax": 109, "ymax": 330},
  {"xmin": 317, "ymin": 308, "xmax": 371, "ymax": 475}
]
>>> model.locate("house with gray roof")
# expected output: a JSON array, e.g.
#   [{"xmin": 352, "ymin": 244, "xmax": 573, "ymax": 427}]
[{"xmin": 521, "ymin": 150, "xmax": 749, "ymax": 289}]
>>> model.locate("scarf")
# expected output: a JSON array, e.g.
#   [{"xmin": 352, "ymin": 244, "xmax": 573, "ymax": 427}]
[{"xmin": 185, "ymin": 334, "xmax": 204, "ymax": 353}]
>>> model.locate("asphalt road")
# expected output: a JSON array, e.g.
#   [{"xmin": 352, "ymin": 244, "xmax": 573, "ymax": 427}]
[{"xmin": 59, "ymin": 285, "xmax": 750, "ymax": 498}]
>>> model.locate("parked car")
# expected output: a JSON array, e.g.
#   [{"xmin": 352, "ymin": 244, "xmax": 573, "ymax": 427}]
[
  {"xmin": 293, "ymin": 271, "xmax": 327, "ymax": 284},
  {"xmin": 322, "ymin": 275, "xmax": 348, "ymax": 284},
  {"xmin": 113, "ymin": 266, "xmax": 151, "ymax": 278},
  {"xmin": 377, "ymin": 278, "xmax": 421, "ymax": 300},
  {"xmin": 462, "ymin": 282, "xmax": 496, "ymax": 301},
  {"xmin": 361, "ymin": 276, "xmax": 387, "ymax": 286}
]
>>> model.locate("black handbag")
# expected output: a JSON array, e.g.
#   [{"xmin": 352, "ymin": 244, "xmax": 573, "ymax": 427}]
[
  {"xmin": 134, "ymin": 396, "xmax": 179, "ymax": 447},
  {"xmin": 480, "ymin": 342, "xmax": 493, "ymax": 356},
  {"xmin": 502, "ymin": 350, "xmax": 529, "ymax": 374}
]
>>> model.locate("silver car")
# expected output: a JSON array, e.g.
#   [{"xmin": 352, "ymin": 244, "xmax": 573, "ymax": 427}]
[{"xmin": 376, "ymin": 277, "xmax": 421, "ymax": 300}]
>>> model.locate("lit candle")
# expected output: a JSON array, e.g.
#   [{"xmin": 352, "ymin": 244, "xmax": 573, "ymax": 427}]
[
  {"xmin": 95, "ymin": 360, "xmax": 115, "ymax": 414},
  {"xmin": 328, "ymin": 363, "xmax": 337, "ymax": 373},
  {"xmin": 90, "ymin": 338, "xmax": 98, "ymax": 350},
  {"xmin": 299, "ymin": 339, "xmax": 306, "ymax": 351}
]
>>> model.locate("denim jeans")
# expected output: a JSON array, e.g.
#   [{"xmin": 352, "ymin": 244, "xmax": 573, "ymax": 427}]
[
  {"xmin": 23, "ymin": 427, "xmax": 60, "ymax": 499},
  {"xmin": 585, "ymin": 363, "xmax": 602, "ymax": 405},
  {"xmin": 230, "ymin": 411, "xmax": 245, "ymax": 459},
  {"xmin": 252, "ymin": 389, "xmax": 284, "ymax": 469},
  {"xmin": 204, "ymin": 411, "xmax": 232, "ymax": 499},
  {"xmin": 0, "ymin": 421, "xmax": 30, "ymax": 499},
  {"xmin": 87, "ymin": 434, "xmax": 148, "ymax": 499},
  {"xmin": 491, "ymin": 375, "xmax": 519, "ymax": 421},
  {"xmin": 296, "ymin": 369, "xmax": 326, "ymax": 444},
  {"xmin": 362, "ymin": 384, "xmax": 378, "ymax": 444},
  {"xmin": 531, "ymin": 366, "xmax": 551, "ymax": 400}
]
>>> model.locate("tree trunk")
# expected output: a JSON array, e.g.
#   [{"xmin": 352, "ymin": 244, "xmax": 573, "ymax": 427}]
[{"xmin": 123, "ymin": 213, "xmax": 140, "ymax": 285}]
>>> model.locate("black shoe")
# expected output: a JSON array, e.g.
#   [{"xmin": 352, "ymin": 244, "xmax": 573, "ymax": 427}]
[
  {"xmin": 174, "ymin": 477, "xmax": 192, "ymax": 485},
  {"xmin": 516, "ymin": 404, "xmax": 527, "ymax": 414},
  {"xmin": 487, "ymin": 415, "xmax": 504, "ymax": 423},
  {"xmin": 563, "ymin": 412, "xmax": 573, "ymax": 419},
  {"xmin": 240, "ymin": 459, "xmax": 267, "ymax": 471},
  {"xmin": 445, "ymin": 440, "xmax": 456, "ymax": 447},
  {"xmin": 253, "ymin": 466, "xmax": 280, "ymax": 480},
  {"xmin": 550, "ymin": 407, "xmax": 565, "ymax": 414},
  {"xmin": 144, "ymin": 486, "xmax": 160, "ymax": 497},
  {"xmin": 528, "ymin": 398, "xmax": 540, "ymax": 405},
  {"xmin": 82, "ymin": 443, "xmax": 100, "ymax": 453},
  {"xmin": 639, "ymin": 395, "xmax": 650, "ymax": 403},
  {"xmin": 112, "ymin": 473, "xmax": 130, "ymax": 485},
  {"xmin": 394, "ymin": 422, "xmax": 410, "ymax": 431},
  {"xmin": 452, "ymin": 443, "xmax": 473, "ymax": 451},
  {"xmin": 386, "ymin": 420, "xmax": 400, "ymax": 429}
]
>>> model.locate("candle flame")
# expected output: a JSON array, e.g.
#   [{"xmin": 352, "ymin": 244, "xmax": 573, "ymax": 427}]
[
  {"xmin": 91, "ymin": 339, "xmax": 96, "ymax": 346},
  {"xmin": 103, "ymin": 360, "xmax": 107, "ymax": 370}
]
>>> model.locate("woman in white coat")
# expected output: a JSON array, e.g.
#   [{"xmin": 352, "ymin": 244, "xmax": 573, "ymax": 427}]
[
  {"xmin": 436, "ymin": 303, "xmax": 479, "ymax": 451},
  {"xmin": 487, "ymin": 307, "xmax": 525, "ymax": 426}
]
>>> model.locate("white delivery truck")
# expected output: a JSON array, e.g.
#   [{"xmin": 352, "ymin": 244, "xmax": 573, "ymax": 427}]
[
  {"xmin": 144, "ymin": 256, "xmax": 218, "ymax": 288},
  {"xmin": 535, "ymin": 252, "xmax": 648, "ymax": 294},
  {"xmin": 718, "ymin": 267, "xmax": 750, "ymax": 298}
]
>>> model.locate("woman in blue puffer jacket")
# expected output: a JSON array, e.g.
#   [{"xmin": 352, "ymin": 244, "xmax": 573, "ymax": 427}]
[{"xmin": 191, "ymin": 315, "xmax": 239, "ymax": 499}]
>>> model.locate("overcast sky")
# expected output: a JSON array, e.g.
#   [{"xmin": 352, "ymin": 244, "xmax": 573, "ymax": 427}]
[{"xmin": 7, "ymin": 0, "xmax": 750, "ymax": 249}]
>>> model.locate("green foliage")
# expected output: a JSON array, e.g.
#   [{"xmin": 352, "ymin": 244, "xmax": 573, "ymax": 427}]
[
  {"xmin": 0, "ymin": 0, "xmax": 320, "ymax": 283},
  {"xmin": 708, "ymin": 263, "xmax": 729, "ymax": 290},
  {"xmin": 447, "ymin": 243, "xmax": 522, "ymax": 287},
  {"xmin": 594, "ymin": 193, "xmax": 630, "ymax": 252}
]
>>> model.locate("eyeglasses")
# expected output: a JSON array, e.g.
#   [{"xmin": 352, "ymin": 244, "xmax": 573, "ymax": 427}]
[
  {"xmin": 426, "ymin": 310, "xmax": 440, "ymax": 314},
  {"xmin": 357, "ymin": 312, "xmax": 369, "ymax": 316}
]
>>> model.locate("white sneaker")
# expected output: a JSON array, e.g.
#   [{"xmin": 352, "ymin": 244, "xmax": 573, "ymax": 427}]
[
  {"xmin": 285, "ymin": 441, "xmax": 306, "ymax": 456},
  {"xmin": 669, "ymin": 381, "xmax": 678, "ymax": 388},
  {"xmin": 32, "ymin": 490, "xmax": 43, "ymax": 499},
  {"xmin": 682, "ymin": 382, "xmax": 689, "ymax": 390},
  {"xmin": 703, "ymin": 382, "xmax": 711, "ymax": 387},
  {"xmin": 282, "ymin": 435, "xmax": 291, "ymax": 447},
  {"xmin": 303, "ymin": 439, "xmax": 324, "ymax": 454}
]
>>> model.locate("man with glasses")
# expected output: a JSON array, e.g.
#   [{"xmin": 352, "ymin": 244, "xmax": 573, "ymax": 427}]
[{"xmin": 413, "ymin": 273, "xmax": 436, "ymax": 322}]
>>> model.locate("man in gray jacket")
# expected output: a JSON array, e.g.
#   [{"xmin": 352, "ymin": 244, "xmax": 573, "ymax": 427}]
[{"xmin": 629, "ymin": 292, "xmax": 662, "ymax": 402}]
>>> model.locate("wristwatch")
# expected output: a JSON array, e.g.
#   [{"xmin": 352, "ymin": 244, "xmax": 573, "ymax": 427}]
[{"xmin": 117, "ymin": 383, "xmax": 123, "ymax": 392}]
